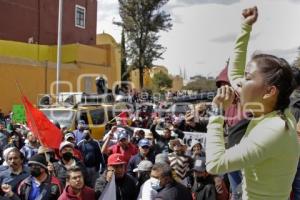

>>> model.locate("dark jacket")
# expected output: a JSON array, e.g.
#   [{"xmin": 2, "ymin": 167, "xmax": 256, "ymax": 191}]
[
  {"xmin": 58, "ymin": 185, "xmax": 96, "ymax": 200},
  {"xmin": 95, "ymin": 171, "xmax": 138, "ymax": 200},
  {"xmin": 127, "ymin": 152, "xmax": 155, "ymax": 177},
  {"xmin": 53, "ymin": 159, "xmax": 88, "ymax": 188},
  {"xmin": 77, "ymin": 139, "xmax": 104, "ymax": 171},
  {"xmin": 16, "ymin": 175, "xmax": 62, "ymax": 200},
  {"xmin": 155, "ymin": 181, "xmax": 192, "ymax": 200},
  {"xmin": 150, "ymin": 124, "xmax": 184, "ymax": 154},
  {"xmin": 0, "ymin": 167, "xmax": 30, "ymax": 194}
]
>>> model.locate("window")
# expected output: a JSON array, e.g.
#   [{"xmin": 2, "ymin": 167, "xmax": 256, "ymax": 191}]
[
  {"xmin": 76, "ymin": 111, "xmax": 88, "ymax": 127},
  {"xmin": 90, "ymin": 108, "xmax": 105, "ymax": 125},
  {"xmin": 75, "ymin": 5, "xmax": 86, "ymax": 29}
]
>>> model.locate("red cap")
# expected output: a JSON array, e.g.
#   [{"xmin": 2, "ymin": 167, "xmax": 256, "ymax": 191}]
[{"xmin": 107, "ymin": 153, "xmax": 126, "ymax": 166}]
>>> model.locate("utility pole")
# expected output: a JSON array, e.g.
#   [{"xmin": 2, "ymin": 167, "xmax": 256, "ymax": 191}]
[{"xmin": 56, "ymin": 0, "xmax": 63, "ymax": 97}]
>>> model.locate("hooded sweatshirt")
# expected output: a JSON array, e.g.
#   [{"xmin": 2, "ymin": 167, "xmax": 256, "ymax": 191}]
[{"xmin": 58, "ymin": 185, "xmax": 95, "ymax": 200}]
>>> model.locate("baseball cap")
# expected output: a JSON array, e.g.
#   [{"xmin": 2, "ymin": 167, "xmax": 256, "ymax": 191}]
[
  {"xmin": 59, "ymin": 141, "xmax": 75, "ymax": 152},
  {"xmin": 78, "ymin": 120, "xmax": 86, "ymax": 125},
  {"xmin": 64, "ymin": 132, "xmax": 75, "ymax": 140},
  {"xmin": 117, "ymin": 130, "xmax": 128, "ymax": 141},
  {"xmin": 107, "ymin": 153, "xmax": 126, "ymax": 166},
  {"xmin": 155, "ymin": 153, "xmax": 169, "ymax": 164},
  {"xmin": 138, "ymin": 139, "xmax": 151, "ymax": 147},
  {"xmin": 133, "ymin": 160, "xmax": 153, "ymax": 172},
  {"xmin": 193, "ymin": 158, "xmax": 206, "ymax": 172}
]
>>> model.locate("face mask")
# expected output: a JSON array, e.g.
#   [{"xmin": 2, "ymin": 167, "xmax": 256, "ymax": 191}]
[
  {"xmin": 62, "ymin": 152, "xmax": 73, "ymax": 161},
  {"xmin": 150, "ymin": 177, "xmax": 161, "ymax": 191},
  {"xmin": 30, "ymin": 168, "xmax": 42, "ymax": 177}
]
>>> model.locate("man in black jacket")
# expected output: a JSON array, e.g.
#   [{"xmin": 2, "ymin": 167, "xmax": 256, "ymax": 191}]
[
  {"xmin": 151, "ymin": 162, "xmax": 192, "ymax": 200},
  {"xmin": 150, "ymin": 118, "xmax": 184, "ymax": 154},
  {"xmin": 94, "ymin": 153, "xmax": 138, "ymax": 200},
  {"xmin": 77, "ymin": 129, "xmax": 105, "ymax": 186}
]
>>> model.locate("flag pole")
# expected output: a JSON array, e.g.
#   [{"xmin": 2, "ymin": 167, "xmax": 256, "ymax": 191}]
[{"xmin": 15, "ymin": 81, "xmax": 45, "ymax": 147}]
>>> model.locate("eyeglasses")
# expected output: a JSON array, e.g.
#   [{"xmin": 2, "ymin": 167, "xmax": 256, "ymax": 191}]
[{"xmin": 141, "ymin": 146, "xmax": 150, "ymax": 149}]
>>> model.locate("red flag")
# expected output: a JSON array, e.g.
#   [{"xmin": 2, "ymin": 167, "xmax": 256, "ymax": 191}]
[
  {"xmin": 22, "ymin": 95, "xmax": 62, "ymax": 149},
  {"xmin": 118, "ymin": 111, "xmax": 128, "ymax": 125}
]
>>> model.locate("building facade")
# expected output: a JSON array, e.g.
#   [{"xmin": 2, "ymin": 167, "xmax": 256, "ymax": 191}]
[
  {"xmin": 0, "ymin": 33, "xmax": 121, "ymax": 114},
  {"xmin": 0, "ymin": 0, "xmax": 97, "ymax": 45}
]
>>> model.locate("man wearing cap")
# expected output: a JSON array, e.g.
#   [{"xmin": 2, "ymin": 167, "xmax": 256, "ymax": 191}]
[
  {"xmin": 53, "ymin": 141, "xmax": 88, "ymax": 188},
  {"xmin": 73, "ymin": 120, "xmax": 87, "ymax": 144},
  {"xmin": 64, "ymin": 132, "xmax": 83, "ymax": 161},
  {"xmin": 16, "ymin": 154, "xmax": 62, "ymax": 200},
  {"xmin": 77, "ymin": 129, "xmax": 105, "ymax": 187},
  {"xmin": 101, "ymin": 131, "xmax": 138, "ymax": 164},
  {"xmin": 136, "ymin": 160, "xmax": 157, "ymax": 200},
  {"xmin": 127, "ymin": 139, "xmax": 155, "ymax": 177},
  {"xmin": 133, "ymin": 160, "xmax": 153, "ymax": 187},
  {"xmin": 94, "ymin": 153, "xmax": 138, "ymax": 200},
  {"xmin": 0, "ymin": 148, "xmax": 29, "ymax": 194},
  {"xmin": 192, "ymin": 158, "xmax": 229, "ymax": 200}
]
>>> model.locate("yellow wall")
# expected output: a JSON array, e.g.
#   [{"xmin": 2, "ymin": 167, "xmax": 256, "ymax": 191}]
[
  {"xmin": 0, "ymin": 33, "xmax": 121, "ymax": 114},
  {"xmin": 171, "ymin": 75, "xmax": 184, "ymax": 92}
]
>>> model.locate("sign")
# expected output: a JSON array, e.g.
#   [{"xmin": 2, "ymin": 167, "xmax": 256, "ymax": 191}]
[{"xmin": 12, "ymin": 104, "xmax": 26, "ymax": 123}]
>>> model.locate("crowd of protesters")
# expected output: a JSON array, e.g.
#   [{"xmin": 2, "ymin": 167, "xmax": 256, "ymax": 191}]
[{"xmin": 0, "ymin": 6, "xmax": 300, "ymax": 200}]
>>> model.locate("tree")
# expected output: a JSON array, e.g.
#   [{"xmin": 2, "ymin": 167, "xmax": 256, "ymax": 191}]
[
  {"xmin": 116, "ymin": 0, "xmax": 172, "ymax": 88},
  {"xmin": 152, "ymin": 72, "xmax": 172, "ymax": 92},
  {"xmin": 120, "ymin": 28, "xmax": 129, "ymax": 81},
  {"xmin": 293, "ymin": 47, "xmax": 300, "ymax": 68},
  {"xmin": 183, "ymin": 76, "xmax": 217, "ymax": 92}
]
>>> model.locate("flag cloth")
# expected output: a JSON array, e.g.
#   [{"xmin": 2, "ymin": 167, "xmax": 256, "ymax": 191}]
[
  {"xmin": 22, "ymin": 95, "xmax": 62, "ymax": 149},
  {"xmin": 119, "ymin": 111, "xmax": 128, "ymax": 125},
  {"xmin": 99, "ymin": 173, "xmax": 116, "ymax": 200}
]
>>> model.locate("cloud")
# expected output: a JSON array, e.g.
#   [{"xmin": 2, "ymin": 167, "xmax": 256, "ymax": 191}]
[
  {"xmin": 263, "ymin": 47, "xmax": 299, "ymax": 58},
  {"xmin": 176, "ymin": 0, "xmax": 239, "ymax": 6},
  {"xmin": 210, "ymin": 33, "xmax": 260, "ymax": 43},
  {"xmin": 97, "ymin": 1, "xmax": 119, "ymax": 21}
]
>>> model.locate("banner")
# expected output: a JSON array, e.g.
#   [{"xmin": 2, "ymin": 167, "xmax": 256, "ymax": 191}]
[
  {"xmin": 12, "ymin": 104, "xmax": 26, "ymax": 123},
  {"xmin": 133, "ymin": 127, "xmax": 206, "ymax": 149}
]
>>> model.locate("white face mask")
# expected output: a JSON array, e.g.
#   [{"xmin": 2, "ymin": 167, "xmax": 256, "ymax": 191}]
[{"xmin": 149, "ymin": 177, "xmax": 161, "ymax": 191}]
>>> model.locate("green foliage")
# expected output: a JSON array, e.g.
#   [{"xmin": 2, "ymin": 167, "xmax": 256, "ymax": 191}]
[
  {"xmin": 152, "ymin": 72, "xmax": 172, "ymax": 92},
  {"xmin": 116, "ymin": 0, "xmax": 172, "ymax": 88},
  {"xmin": 292, "ymin": 47, "xmax": 300, "ymax": 68},
  {"xmin": 183, "ymin": 76, "xmax": 217, "ymax": 92}
]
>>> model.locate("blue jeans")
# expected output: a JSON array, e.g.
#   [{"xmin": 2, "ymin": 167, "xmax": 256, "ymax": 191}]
[
  {"xmin": 228, "ymin": 170, "xmax": 242, "ymax": 200},
  {"xmin": 292, "ymin": 161, "xmax": 300, "ymax": 200}
]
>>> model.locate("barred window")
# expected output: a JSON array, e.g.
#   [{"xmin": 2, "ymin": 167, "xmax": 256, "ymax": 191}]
[{"xmin": 75, "ymin": 5, "xmax": 85, "ymax": 29}]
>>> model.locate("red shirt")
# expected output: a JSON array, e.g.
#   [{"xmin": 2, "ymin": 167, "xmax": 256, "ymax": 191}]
[{"xmin": 109, "ymin": 143, "xmax": 138, "ymax": 164}]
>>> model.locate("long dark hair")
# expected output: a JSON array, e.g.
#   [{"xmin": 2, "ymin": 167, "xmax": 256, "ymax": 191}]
[{"xmin": 251, "ymin": 54, "xmax": 295, "ymax": 127}]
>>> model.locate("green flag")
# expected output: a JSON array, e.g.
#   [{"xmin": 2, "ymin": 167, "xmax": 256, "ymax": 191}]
[{"xmin": 12, "ymin": 104, "xmax": 26, "ymax": 123}]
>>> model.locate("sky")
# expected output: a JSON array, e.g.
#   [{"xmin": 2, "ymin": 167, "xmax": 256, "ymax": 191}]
[{"xmin": 96, "ymin": 0, "xmax": 300, "ymax": 79}]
